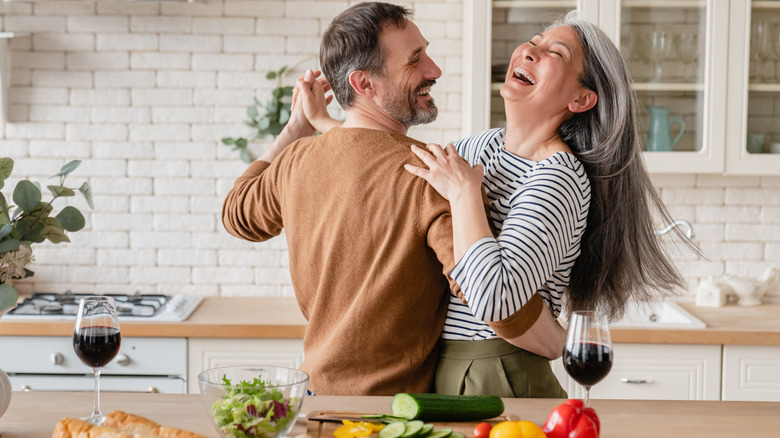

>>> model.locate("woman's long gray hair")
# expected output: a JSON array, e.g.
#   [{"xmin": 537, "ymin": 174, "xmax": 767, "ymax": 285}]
[{"xmin": 552, "ymin": 11, "xmax": 698, "ymax": 320}]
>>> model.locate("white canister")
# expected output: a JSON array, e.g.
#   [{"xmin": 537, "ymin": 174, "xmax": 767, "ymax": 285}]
[{"xmin": 695, "ymin": 277, "xmax": 727, "ymax": 307}]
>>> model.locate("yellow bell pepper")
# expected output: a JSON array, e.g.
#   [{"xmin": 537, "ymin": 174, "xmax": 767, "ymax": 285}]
[{"xmin": 333, "ymin": 420, "xmax": 385, "ymax": 438}]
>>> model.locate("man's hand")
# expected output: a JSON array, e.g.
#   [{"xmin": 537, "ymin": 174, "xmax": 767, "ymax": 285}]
[{"xmin": 293, "ymin": 70, "xmax": 341, "ymax": 133}]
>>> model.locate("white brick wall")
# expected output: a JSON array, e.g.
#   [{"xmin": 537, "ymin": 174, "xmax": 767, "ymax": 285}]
[{"xmin": 2, "ymin": 0, "xmax": 778, "ymax": 304}]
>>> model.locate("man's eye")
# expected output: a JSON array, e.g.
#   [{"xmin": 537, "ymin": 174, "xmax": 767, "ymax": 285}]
[{"xmin": 529, "ymin": 40, "xmax": 538, "ymax": 46}]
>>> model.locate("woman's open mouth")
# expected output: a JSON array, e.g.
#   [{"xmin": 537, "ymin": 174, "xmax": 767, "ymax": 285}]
[{"xmin": 512, "ymin": 67, "xmax": 537, "ymax": 85}]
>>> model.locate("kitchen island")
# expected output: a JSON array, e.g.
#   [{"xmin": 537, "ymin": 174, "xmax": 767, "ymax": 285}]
[{"xmin": 0, "ymin": 391, "xmax": 778, "ymax": 438}]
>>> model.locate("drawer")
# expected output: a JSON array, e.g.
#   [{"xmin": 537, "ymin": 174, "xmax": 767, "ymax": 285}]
[
  {"xmin": 722, "ymin": 345, "xmax": 780, "ymax": 401},
  {"xmin": 553, "ymin": 343, "xmax": 722, "ymax": 400},
  {"xmin": 0, "ymin": 336, "xmax": 186, "ymax": 376},
  {"xmin": 8, "ymin": 374, "xmax": 186, "ymax": 394}
]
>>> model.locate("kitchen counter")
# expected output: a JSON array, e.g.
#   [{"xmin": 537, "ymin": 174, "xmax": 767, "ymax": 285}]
[
  {"xmin": 1, "ymin": 297, "xmax": 779, "ymax": 345},
  {"xmin": 0, "ymin": 391, "xmax": 778, "ymax": 438}
]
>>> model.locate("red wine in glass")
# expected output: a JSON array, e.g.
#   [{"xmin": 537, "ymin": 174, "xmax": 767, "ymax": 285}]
[
  {"xmin": 563, "ymin": 311, "xmax": 612, "ymax": 406},
  {"xmin": 73, "ymin": 296, "xmax": 121, "ymax": 425},
  {"xmin": 73, "ymin": 326, "xmax": 121, "ymax": 368},
  {"xmin": 563, "ymin": 342, "xmax": 613, "ymax": 387}
]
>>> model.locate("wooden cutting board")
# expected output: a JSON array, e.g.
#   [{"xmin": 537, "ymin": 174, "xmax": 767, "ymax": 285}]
[{"xmin": 306, "ymin": 411, "xmax": 519, "ymax": 438}]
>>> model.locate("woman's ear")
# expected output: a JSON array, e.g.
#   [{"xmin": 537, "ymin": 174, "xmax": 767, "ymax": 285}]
[
  {"xmin": 348, "ymin": 70, "xmax": 376, "ymax": 98},
  {"xmin": 568, "ymin": 89, "xmax": 598, "ymax": 114}
]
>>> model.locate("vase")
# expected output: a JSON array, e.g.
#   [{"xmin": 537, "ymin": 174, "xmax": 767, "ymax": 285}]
[{"xmin": 0, "ymin": 301, "xmax": 14, "ymax": 419}]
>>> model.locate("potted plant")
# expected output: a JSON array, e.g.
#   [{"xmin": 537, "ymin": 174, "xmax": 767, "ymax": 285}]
[
  {"xmin": 222, "ymin": 65, "xmax": 294, "ymax": 163},
  {"xmin": 0, "ymin": 157, "xmax": 93, "ymax": 314}
]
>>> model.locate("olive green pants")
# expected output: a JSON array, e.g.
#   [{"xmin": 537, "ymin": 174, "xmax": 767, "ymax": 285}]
[{"xmin": 433, "ymin": 338, "xmax": 567, "ymax": 398}]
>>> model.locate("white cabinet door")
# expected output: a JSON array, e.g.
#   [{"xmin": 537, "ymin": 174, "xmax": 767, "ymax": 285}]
[
  {"xmin": 553, "ymin": 343, "xmax": 722, "ymax": 400},
  {"xmin": 187, "ymin": 338, "xmax": 304, "ymax": 394},
  {"xmin": 722, "ymin": 345, "xmax": 780, "ymax": 401}
]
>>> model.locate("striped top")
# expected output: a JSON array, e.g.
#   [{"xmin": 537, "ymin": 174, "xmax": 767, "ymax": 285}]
[{"xmin": 442, "ymin": 128, "xmax": 591, "ymax": 340}]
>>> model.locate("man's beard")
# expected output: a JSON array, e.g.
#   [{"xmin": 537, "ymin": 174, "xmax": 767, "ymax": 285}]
[{"xmin": 381, "ymin": 79, "xmax": 438, "ymax": 126}]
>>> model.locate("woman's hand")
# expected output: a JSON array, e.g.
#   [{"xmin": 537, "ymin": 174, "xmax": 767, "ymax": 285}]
[
  {"xmin": 292, "ymin": 70, "xmax": 341, "ymax": 133},
  {"xmin": 404, "ymin": 143, "xmax": 484, "ymax": 202}
]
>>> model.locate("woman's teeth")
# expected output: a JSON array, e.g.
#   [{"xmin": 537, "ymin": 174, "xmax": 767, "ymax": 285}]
[{"xmin": 512, "ymin": 68, "xmax": 537, "ymax": 85}]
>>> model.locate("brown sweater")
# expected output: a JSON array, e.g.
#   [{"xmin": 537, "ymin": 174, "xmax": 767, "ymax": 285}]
[{"xmin": 222, "ymin": 127, "xmax": 461, "ymax": 395}]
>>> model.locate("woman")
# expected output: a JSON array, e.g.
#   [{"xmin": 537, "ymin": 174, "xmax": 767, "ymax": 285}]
[
  {"xmin": 403, "ymin": 11, "xmax": 695, "ymax": 397},
  {"xmin": 296, "ymin": 11, "xmax": 693, "ymax": 398}
]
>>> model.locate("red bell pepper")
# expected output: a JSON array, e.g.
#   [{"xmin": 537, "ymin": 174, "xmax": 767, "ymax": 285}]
[{"xmin": 542, "ymin": 399, "xmax": 600, "ymax": 438}]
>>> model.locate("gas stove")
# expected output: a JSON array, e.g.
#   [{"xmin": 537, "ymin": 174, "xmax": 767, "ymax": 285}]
[{"xmin": 5, "ymin": 292, "xmax": 203, "ymax": 322}]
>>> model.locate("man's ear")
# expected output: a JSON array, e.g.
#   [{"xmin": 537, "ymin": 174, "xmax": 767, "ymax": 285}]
[
  {"xmin": 348, "ymin": 70, "xmax": 376, "ymax": 98},
  {"xmin": 568, "ymin": 89, "xmax": 598, "ymax": 114}
]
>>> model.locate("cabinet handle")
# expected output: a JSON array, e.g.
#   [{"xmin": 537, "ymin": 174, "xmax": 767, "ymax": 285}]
[
  {"xmin": 115, "ymin": 353, "xmax": 131, "ymax": 366},
  {"xmin": 147, "ymin": 387, "xmax": 159, "ymax": 393},
  {"xmin": 21, "ymin": 385, "xmax": 32, "ymax": 392},
  {"xmin": 50, "ymin": 352, "xmax": 64, "ymax": 365},
  {"xmin": 620, "ymin": 378, "xmax": 652, "ymax": 384}
]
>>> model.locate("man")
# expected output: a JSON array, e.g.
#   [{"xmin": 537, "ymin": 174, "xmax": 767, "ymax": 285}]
[{"xmin": 222, "ymin": 2, "xmax": 459, "ymax": 396}]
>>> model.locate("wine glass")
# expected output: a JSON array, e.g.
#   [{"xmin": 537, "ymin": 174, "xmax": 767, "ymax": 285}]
[
  {"xmin": 644, "ymin": 30, "xmax": 672, "ymax": 82},
  {"xmin": 675, "ymin": 32, "xmax": 698, "ymax": 82},
  {"xmin": 73, "ymin": 296, "xmax": 121, "ymax": 425},
  {"xmin": 563, "ymin": 310, "xmax": 613, "ymax": 406},
  {"xmin": 752, "ymin": 21, "xmax": 773, "ymax": 83}
]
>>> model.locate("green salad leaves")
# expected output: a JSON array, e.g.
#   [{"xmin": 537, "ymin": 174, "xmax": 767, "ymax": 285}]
[{"xmin": 211, "ymin": 375, "xmax": 298, "ymax": 438}]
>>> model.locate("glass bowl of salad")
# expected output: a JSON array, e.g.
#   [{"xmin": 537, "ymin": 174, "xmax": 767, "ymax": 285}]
[{"xmin": 198, "ymin": 365, "xmax": 309, "ymax": 438}]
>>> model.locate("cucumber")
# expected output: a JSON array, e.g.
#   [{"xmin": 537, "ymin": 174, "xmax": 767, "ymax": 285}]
[
  {"xmin": 427, "ymin": 428, "xmax": 453, "ymax": 438},
  {"xmin": 450, "ymin": 433, "xmax": 466, "ymax": 438},
  {"xmin": 401, "ymin": 420, "xmax": 425, "ymax": 438},
  {"xmin": 418, "ymin": 424, "xmax": 434, "ymax": 438},
  {"xmin": 391, "ymin": 393, "xmax": 505, "ymax": 422},
  {"xmin": 379, "ymin": 421, "xmax": 407, "ymax": 438}
]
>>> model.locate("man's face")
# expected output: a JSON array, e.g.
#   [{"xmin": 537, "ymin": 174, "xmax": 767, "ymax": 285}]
[{"xmin": 374, "ymin": 21, "xmax": 442, "ymax": 126}]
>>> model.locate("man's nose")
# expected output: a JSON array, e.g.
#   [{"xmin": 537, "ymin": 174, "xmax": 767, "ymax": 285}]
[{"xmin": 425, "ymin": 56, "xmax": 442, "ymax": 80}]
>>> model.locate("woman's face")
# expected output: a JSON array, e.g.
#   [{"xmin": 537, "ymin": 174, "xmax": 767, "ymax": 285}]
[{"xmin": 500, "ymin": 25, "xmax": 593, "ymax": 115}]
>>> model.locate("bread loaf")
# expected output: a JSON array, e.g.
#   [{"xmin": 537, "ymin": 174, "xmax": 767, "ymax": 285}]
[{"xmin": 52, "ymin": 411, "xmax": 206, "ymax": 438}]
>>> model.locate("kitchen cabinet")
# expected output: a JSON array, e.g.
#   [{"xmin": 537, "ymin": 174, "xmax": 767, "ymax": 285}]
[
  {"xmin": 722, "ymin": 345, "xmax": 780, "ymax": 401},
  {"xmin": 187, "ymin": 338, "xmax": 304, "ymax": 394},
  {"xmin": 552, "ymin": 343, "xmax": 722, "ymax": 400},
  {"xmin": 463, "ymin": 1, "xmax": 780, "ymax": 175}
]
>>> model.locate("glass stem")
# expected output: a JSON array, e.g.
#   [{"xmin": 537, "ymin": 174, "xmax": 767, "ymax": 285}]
[
  {"xmin": 92, "ymin": 367, "xmax": 102, "ymax": 418},
  {"xmin": 584, "ymin": 386, "xmax": 591, "ymax": 407}
]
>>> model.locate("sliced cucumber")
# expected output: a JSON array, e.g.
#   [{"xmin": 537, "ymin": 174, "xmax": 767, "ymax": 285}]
[
  {"xmin": 378, "ymin": 421, "xmax": 407, "ymax": 438},
  {"xmin": 451, "ymin": 433, "xmax": 466, "ymax": 438},
  {"xmin": 418, "ymin": 424, "xmax": 434, "ymax": 438},
  {"xmin": 391, "ymin": 393, "xmax": 505, "ymax": 422},
  {"xmin": 427, "ymin": 428, "xmax": 453, "ymax": 438},
  {"xmin": 401, "ymin": 420, "xmax": 425, "ymax": 438}
]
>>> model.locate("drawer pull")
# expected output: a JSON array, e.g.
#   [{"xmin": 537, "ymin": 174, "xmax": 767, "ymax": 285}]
[
  {"xmin": 51, "ymin": 352, "xmax": 64, "ymax": 365},
  {"xmin": 620, "ymin": 378, "xmax": 652, "ymax": 384},
  {"xmin": 21, "ymin": 385, "xmax": 32, "ymax": 392}
]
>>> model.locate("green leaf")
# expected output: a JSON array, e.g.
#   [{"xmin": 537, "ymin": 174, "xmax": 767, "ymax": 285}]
[
  {"xmin": 281, "ymin": 85, "xmax": 294, "ymax": 97},
  {"xmin": 247, "ymin": 105, "xmax": 259, "ymax": 119},
  {"xmin": 258, "ymin": 117, "xmax": 271, "ymax": 131},
  {"xmin": 41, "ymin": 224, "xmax": 70, "ymax": 244},
  {"xmin": 0, "ymin": 192, "xmax": 8, "ymax": 223},
  {"xmin": 55, "ymin": 206, "xmax": 85, "ymax": 232},
  {"xmin": 266, "ymin": 71, "xmax": 277, "ymax": 80},
  {"xmin": 0, "ymin": 238, "xmax": 21, "ymax": 254},
  {"xmin": 279, "ymin": 106, "xmax": 291, "ymax": 125},
  {"xmin": 253, "ymin": 96, "xmax": 262, "ymax": 107},
  {"xmin": 269, "ymin": 121, "xmax": 284, "ymax": 137},
  {"xmin": 239, "ymin": 149, "xmax": 252, "ymax": 163},
  {"xmin": 235, "ymin": 138, "xmax": 248, "ymax": 148},
  {"xmin": 0, "ymin": 157, "xmax": 13, "ymax": 188},
  {"xmin": 278, "ymin": 65, "xmax": 288, "ymax": 76},
  {"xmin": 0, "ymin": 223, "xmax": 11, "ymax": 239},
  {"xmin": 0, "ymin": 283, "xmax": 19, "ymax": 313},
  {"xmin": 52, "ymin": 160, "xmax": 81, "ymax": 178},
  {"xmin": 221, "ymin": 137, "xmax": 236, "ymax": 145},
  {"xmin": 79, "ymin": 182, "xmax": 94, "ymax": 209},
  {"xmin": 13, "ymin": 180, "xmax": 41, "ymax": 212},
  {"xmin": 48, "ymin": 185, "xmax": 75, "ymax": 197}
]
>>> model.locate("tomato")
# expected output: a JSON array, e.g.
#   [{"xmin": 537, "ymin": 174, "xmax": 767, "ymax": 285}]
[
  {"xmin": 488, "ymin": 421, "xmax": 546, "ymax": 438},
  {"xmin": 474, "ymin": 422, "xmax": 493, "ymax": 438}
]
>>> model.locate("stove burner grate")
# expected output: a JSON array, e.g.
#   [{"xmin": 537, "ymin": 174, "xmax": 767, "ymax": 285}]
[{"xmin": 8, "ymin": 292, "xmax": 170, "ymax": 318}]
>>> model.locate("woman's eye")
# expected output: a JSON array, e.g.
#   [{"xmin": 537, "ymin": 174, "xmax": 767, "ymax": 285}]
[
  {"xmin": 528, "ymin": 40, "xmax": 538, "ymax": 46},
  {"xmin": 551, "ymin": 51, "xmax": 562, "ymax": 57}
]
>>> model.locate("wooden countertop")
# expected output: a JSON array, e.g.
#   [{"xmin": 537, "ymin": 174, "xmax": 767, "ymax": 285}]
[
  {"xmin": 0, "ymin": 391, "xmax": 778, "ymax": 438},
  {"xmin": 1, "ymin": 297, "xmax": 779, "ymax": 345}
]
